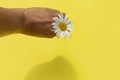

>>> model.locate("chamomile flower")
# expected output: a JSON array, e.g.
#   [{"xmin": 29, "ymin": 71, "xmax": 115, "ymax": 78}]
[{"xmin": 52, "ymin": 13, "xmax": 74, "ymax": 38}]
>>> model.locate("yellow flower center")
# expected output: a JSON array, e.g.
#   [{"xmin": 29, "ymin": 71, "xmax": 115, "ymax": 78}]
[{"xmin": 59, "ymin": 22, "xmax": 67, "ymax": 31}]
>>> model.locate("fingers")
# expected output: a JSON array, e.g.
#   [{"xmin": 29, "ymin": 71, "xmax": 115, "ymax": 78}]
[
  {"xmin": 22, "ymin": 22, "xmax": 56, "ymax": 38},
  {"xmin": 41, "ymin": 23, "xmax": 56, "ymax": 37}
]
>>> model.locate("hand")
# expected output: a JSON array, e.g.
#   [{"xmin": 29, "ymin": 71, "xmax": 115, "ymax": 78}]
[{"xmin": 21, "ymin": 7, "xmax": 61, "ymax": 38}]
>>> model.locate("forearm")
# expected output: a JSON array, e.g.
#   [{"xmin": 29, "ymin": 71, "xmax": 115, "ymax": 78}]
[{"xmin": 0, "ymin": 7, "xmax": 24, "ymax": 36}]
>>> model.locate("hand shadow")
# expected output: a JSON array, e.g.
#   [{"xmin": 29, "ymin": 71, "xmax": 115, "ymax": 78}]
[{"xmin": 24, "ymin": 56, "xmax": 78, "ymax": 80}]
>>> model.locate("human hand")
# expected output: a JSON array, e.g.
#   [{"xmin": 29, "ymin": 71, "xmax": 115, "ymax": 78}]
[{"xmin": 21, "ymin": 7, "xmax": 61, "ymax": 38}]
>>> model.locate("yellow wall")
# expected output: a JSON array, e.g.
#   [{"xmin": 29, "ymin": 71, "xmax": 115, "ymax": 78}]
[{"xmin": 0, "ymin": 0, "xmax": 120, "ymax": 80}]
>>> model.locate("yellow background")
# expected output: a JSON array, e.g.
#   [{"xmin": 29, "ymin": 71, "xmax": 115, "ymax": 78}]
[{"xmin": 0, "ymin": 0, "xmax": 120, "ymax": 80}]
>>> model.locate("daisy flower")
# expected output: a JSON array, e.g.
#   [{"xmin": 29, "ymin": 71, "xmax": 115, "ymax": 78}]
[{"xmin": 52, "ymin": 13, "xmax": 74, "ymax": 38}]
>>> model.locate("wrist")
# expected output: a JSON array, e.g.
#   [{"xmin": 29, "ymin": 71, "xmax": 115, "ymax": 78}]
[
  {"xmin": 0, "ymin": 8, "xmax": 24, "ymax": 34},
  {"xmin": 9, "ymin": 8, "xmax": 25, "ymax": 33}
]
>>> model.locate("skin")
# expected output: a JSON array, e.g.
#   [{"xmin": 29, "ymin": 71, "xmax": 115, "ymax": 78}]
[{"xmin": 0, "ymin": 7, "xmax": 62, "ymax": 38}]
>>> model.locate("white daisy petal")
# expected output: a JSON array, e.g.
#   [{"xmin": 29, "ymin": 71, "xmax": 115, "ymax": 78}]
[
  {"xmin": 55, "ymin": 28, "xmax": 60, "ymax": 33},
  {"xmin": 52, "ymin": 17, "xmax": 59, "ymax": 22},
  {"xmin": 57, "ymin": 31, "xmax": 62, "ymax": 38},
  {"xmin": 57, "ymin": 14, "xmax": 61, "ymax": 19},
  {"xmin": 52, "ymin": 17, "xmax": 57, "ymax": 20},
  {"xmin": 53, "ymin": 26, "xmax": 58, "ymax": 29},
  {"xmin": 68, "ymin": 24, "xmax": 73, "ymax": 27},
  {"xmin": 63, "ymin": 31, "xmax": 68, "ymax": 38},
  {"xmin": 60, "ymin": 13, "xmax": 64, "ymax": 18},
  {"xmin": 66, "ymin": 31, "xmax": 71, "ymax": 38},
  {"xmin": 51, "ymin": 22, "xmax": 56, "ymax": 26},
  {"xmin": 61, "ymin": 31, "xmax": 64, "ymax": 37},
  {"xmin": 67, "ymin": 28, "xmax": 74, "ymax": 32},
  {"xmin": 58, "ymin": 14, "xmax": 63, "ymax": 21},
  {"xmin": 52, "ymin": 24, "xmax": 59, "ymax": 28},
  {"xmin": 56, "ymin": 30, "xmax": 61, "ymax": 34},
  {"xmin": 66, "ymin": 18, "xmax": 71, "ymax": 24},
  {"xmin": 68, "ymin": 22, "xmax": 74, "ymax": 26},
  {"xmin": 64, "ymin": 16, "xmax": 67, "ymax": 22},
  {"xmin": 67, "ymin": 24, "xmax": 74, "ymax": 27}
]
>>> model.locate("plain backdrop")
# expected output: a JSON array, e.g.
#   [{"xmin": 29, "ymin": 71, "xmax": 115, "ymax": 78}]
[{"xmin": 0, "ymin": 0, "xmax": 120, "ymax": 80}]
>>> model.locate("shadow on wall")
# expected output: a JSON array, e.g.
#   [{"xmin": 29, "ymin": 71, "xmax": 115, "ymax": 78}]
[{"xmin": 24, "ymin": 56, "xmax": 78, "ymax": 80}]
